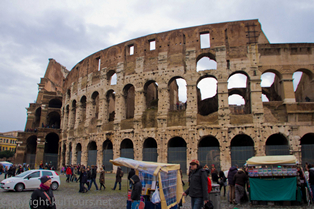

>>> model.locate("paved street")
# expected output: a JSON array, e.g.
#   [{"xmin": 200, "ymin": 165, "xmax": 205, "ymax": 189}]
[{"xmin": 0, "ymin": 172, "xmax": 313, "ymax": 209}]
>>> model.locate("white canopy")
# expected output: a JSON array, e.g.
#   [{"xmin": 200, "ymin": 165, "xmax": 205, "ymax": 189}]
[{"xmin": 246, "ymin": 155, "xmax": 297, "ymax": 166}]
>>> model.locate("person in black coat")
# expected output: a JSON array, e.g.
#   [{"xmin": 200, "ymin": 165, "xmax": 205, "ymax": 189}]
[
  {"xmin": 78, "ymin": 168, "xmax": 88, "ymax": 193},
  {"xmin": 130, "ymin": 175, "xmax": 142, "ymax": 208},
  {"xmin": 227, "ymin": 165, "xmax": 238, "ymax": 204},
  {"xmin": 30, "ymin": 175, "xmax": 56, "ymax": 209},
  {"xmin": 128, "ymin": 168, "xmax": 135, "ymax": 189},
  {"xmin": 86, "ymin": 167, "xmax": 92, "ymax": 188},
  {"xmin": 88, "ymin": 165, "xmax": 99, "ymax": 190},
  {"xmin": 183, "ymin": 159, "xmax": 209, "ymax": 209},
  {"xmin": 218, "ymin": 170, "xmax": 227, "ymax": 197}
]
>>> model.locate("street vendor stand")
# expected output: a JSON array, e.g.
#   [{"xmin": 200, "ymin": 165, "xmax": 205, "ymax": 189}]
[
  {"xmin": 110, "ymin": 157, "xmax": 185, "ymax": 209},
  {"xmin": 247, "ymin": 155, "xmax": 308, "ymax": 205}
]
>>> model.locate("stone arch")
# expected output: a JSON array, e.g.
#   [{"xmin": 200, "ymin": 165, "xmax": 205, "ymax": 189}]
[
  {"xmin": 198, "ymin": 135, "xmax": 220, "ymax": 170},
  {"xmin": 168, "ymin": 137, "xmax": 187, "ymax": 172},
  {"xmin": 91, "ymin": 91, "xmax": 100, "ymax": 119},
  {"xmin": 168, "ymin": 77, "xmax": 187, "ymax": 111},
  {"xmin": 107, "ymin": 70, "xmax": 117, "ymax": 85},
  {"xmin": 120, "ymin": 138, "xmax": 134, "ymax": 158},
  {"xmin": 197, "ymin": 75, "xmax": 218, "ymax": 116},
  {"xmin": 196, "ymin": 53, "xmax": 217, "ymax": 72},
  {"xmin": 294, "ymin": 68, "xmax": 314, "ymax": 102},
  {"xmin": 144, "ymin": 80, "xmax": 158, "ymax": 110},
  {"xmin": 47, "ymin": 111, "xmax": 60, "ymax": 128},
  {"xmin": 87, "ymin": 141, "xmax": 97, "ymax": 166},
  {"xmin": 265, "ymin": 133, "xmax": 289, "ymax": 155},
  {"xmin": 261, "ymin": 70, "xmax": 282, "ymax": 102},
  {"xmin": 106, "ymin": 90, "xmax": 115, "ymax": 122},
  {"xmin": 76, "ymin": 143, "xmax": 82, "ymax": 165},
  {"xmin": 33, "ymin": 107, "xmax": 41, "ymax": 128},
  {"xmin": 123, "ymin": 84, "xmax": 135, "ymax": 119},
  {"xmin": 228, "ymin": 71, "xmax": 251, "ymax": 114},
  {"xmin": 143, "ymin": 138, "xmax": 157, "ymax": 162},
  {"xmin": 103, "ymin": 139, "xmax": 113, "ymax": 171},
  {"xmin": 80, "ymin": 95, "xmax": 87, "ymax": 122},
  {"xmin": 44, "ymin": 132, "xmax": 59, "ymax": 168},
  {"xmin": 49, "ymin": 99, "xmax": 62, "ymax": 108},
  {"xmin": 300, "ymin": 133, "xmax": 314, "ymax": 166},
  {"xmin": 62, "ymin": 143, "xmax": 66, "ymax": 166},
  {"xmin": 68, "ymin": 142, "xmax": 72, "ymax": 165},
  {"xmin": 25, "ymin": 135, "xmax": 37, "ymax": 168},
  {"xmin": 71, "ymin": 100, "xmax": 77, "ymax": 128},
  {"xmin": 230, "ymin": 134, "xmax": 254, "ymax": 167}
]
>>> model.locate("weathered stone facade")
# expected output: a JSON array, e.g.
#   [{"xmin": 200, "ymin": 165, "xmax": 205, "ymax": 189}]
[{"xmin": 16, "ymin": 19, "xmax": 314, "ymax": 172}]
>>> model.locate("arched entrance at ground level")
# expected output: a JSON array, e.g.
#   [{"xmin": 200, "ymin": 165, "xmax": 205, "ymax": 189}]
[
  {"xmin": 103, "ymin": 140, "xmax": 113, "ymax": 171},
  {"xmin": 25, "ymin": 135, "xmax": 37, "ymax": 168},
  {"xmin": 198, "ymin": 136, "xmax": 220, "ymax": 171},
  {"xmin": 68, "ymin": 142, "xmax": 72, "ymax": 165},
  {"xmin": 168, "ymin": 137, "xmax": 186, "ymax": 173},
  {"xmin": 120, "ymin": 139, "xmax": 134, "ymax": 172},
  {"xmin": 76, "ymin": 143, "xmax": 82, "ymax": 165},
  {"xmin": 265, "ymin": 133, "xmax": 289, "ymax": 155},
  {"xmin": 44, "ymin": 133, "xmax": 59, "ymax": 169},
  {"xmin": 87, "ymin": 141, "xmax": 97, "ymax": 167},
  {"xmin": 301, "ymin": 133, "xmax": 314, "ymax": 167},
  {"xmin": 231, "ymin": 134, "xmax": 254, "ymax": 167},
  {"xmin": 143, "ymin": 138, "xmax": 157, "ymax": 162}
]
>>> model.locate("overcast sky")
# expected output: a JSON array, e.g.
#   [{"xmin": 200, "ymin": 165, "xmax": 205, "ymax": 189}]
[{"xmin": 0, "ymin": 0, "xmax": 313, "ymax": 132}]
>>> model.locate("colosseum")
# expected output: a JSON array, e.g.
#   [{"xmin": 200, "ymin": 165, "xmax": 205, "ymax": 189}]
[{"xmin": 15, "ymin": 19, "xmax": 314, "ymax": 173}]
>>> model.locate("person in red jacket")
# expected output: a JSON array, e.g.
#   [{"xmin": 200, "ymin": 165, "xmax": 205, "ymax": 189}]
[
  {"xmin": 207, "ymin": 174, "xmax": 212, "ymax": 193},
  {"xmin": 66, "ymin": 166, "xmax": 72, "ymax": 183}
]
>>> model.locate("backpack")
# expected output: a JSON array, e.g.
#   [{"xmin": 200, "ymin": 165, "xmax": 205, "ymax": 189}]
[{"xmin": 120, "ymin": 170, "xmax": 124, "ymax": 177}]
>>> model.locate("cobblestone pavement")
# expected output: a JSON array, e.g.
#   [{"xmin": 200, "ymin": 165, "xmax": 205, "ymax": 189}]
[{"xmin": 0, "ymin": 173, "xmax": 313, "ymax": 209}]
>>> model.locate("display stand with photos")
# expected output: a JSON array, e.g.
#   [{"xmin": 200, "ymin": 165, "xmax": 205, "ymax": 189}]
[
  {"xmin": 110, "ymin": 157, "xmax": 185, "ymax": 209},
  {"xmin": 246, "ymin": 155, "xmax": 310, "ymax": 205}
]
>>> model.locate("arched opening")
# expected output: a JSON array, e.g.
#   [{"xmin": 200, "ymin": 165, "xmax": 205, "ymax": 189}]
[
  {"xmin": 123, "ymin": 85, "xmax": 135, "ymax": 119},
  {"xmin": 198, "ymin": 136, "xmax": 220, "ymax": 171},
  {"xmin": 65, "ymin": 105, "xmax": 69, "ymax": 128},
  {"xmin": 46, "ymin": 111, "xmax": 60, "ymax": 128},
  {"xmin": 80, "ymin": 96, "xmax": 87, "ymax": 122},
  {"xmin": 33, "ymin": 107, "xmax": 41, "ymax": 128},
  {"xmin": 25, "ymin": 135, "xmax": 37, "ymax": 168},
  {"xmin": 301, "ymin": 133, "xmax": 314, "ymax": 167},
  {"xmin": 196, "ymin": 57, "xmax": 217, "ymax": 72},
  {"xmin": 87, "ymin": 141, "xmax": 97, "ymax": 167},
  {"xmin": 197, "ymin": 77, "xmax": 218, "ymax": 115},
  {"xmin": 294, "ymin": 69, "xmax": 314, "ymax": 102},
  {"xmin": 144, "ymin": 81, "xmax": 158, "ymax": 109},
  {"xmin": 265, "ymin": 133, "xmax": 289, "ymax": 155},
  {"xmin": 143, "ymin": 138, "xmax": 157, "ymax": 162},
  {"xmin": 68, "ymin": 142, "xmax": 72, "ymax": 165},
  {"xmin": 168, "ymin": 77, "xmax": 187, "ymax": 111},
  {"xmin": 62, "ymin": 143, "xmax": 66, "ymax": 166},
  {"xmin": 76, "ymin": 143, "xmax": 82, "ymax": 165},
  {"xmin": 44, "ymin": 133, "xmax": 59, "ymax": 168},
  {"xmin": 120, "ymin": 139, "xmax": 134, "ymax": 172},
  {"xmin": 261, "ymin": 72, "xmax": 282, "ymax": 102},
  {"xmin": 71, "ymin": 100, "xmax": 77, "ymax": 128},
  {"xmin": 107, "ymin": 70, "xmax": 117, "ymax": 85},
  {"xmin": 103, "ymin": 140, "xmax": 113, "ymax": 171},
  {"xmin": 228, "ymin": 72, "xmax": 251, "ymax": 114},
  {"xmin": 67, "ymin": 89, "xmax": 71, "ymax": 100},
  {"xmin": 230, "ymin": 134, "xmax": 254, "ymax": 167},
  {"xmin": 91, "ymin": 91, "xmax": 99, "ymax": 119},
  {"xmin": 168, "ymin": 137, "xmax": 187, "ymax": 173},
  {"xmin": 106, "ymin": 90, "xmax": 115, "ymax": 122},
  {"xmin": 48, "ymin": 99, "xmax": 62, "ymax": 108}
]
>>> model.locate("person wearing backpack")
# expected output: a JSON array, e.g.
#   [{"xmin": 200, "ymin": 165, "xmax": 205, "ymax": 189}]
[{"xmin": 112, "ymin": 166, "xmax": 122, "ymax": 190}]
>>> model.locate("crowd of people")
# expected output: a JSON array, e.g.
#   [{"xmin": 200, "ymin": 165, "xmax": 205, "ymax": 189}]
[{"xmin": 0, "ymin": 163, "xmax": 31, "ymax": 178}]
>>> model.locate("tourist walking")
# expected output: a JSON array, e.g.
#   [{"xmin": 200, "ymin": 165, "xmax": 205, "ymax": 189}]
[
  {"xmin": 128, "ymin": 168, "xmax": 135, "ymax": 189},
  {"xmin": 66, "ymin": 166, "xmax": 72, "ymax": 183},
  {"xmin": 112, "ymin": 166, "xmax": 122, "ymax": 190},
  {"xmin": 88, "ymin": 165, "xmax": 99, "ymax": 190},
  {"xmin": 227, "ymin": 164, "xmax": 238, "ymax": 204},
  {"xmin": 233, "ymin": 167, "xmax": 248, "ymax": 206},
  {"xmin": 78, "ymin": 168, "xmax": 88, "ymax": 193},
  {"xmin": 218, "ymin": 170, "xmax": 227, "ymax": 197},
  {"xmin": 308, "ymin": 164, "xmax": 314, "ymax": 202},
  {"xmin": 86, "ymin": 167, "xmax": 92, "ymax": 188},
  {"xmin": 99, "ymin": 167, "xmax": 106, "ymax": 190},
  {"xmin": 183, "ymin": 159, "xmax": 208, "ymax": 209},
  {"xmin": 30, "ymin": 175, "xmax": 56, "ymax": 209},
  {"xmin": 130, "ymin": 175, "xmax": 142, "ymax": 209}
]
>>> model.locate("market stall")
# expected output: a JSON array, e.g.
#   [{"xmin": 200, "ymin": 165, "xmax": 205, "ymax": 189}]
[
  {"xmin": 110, "ymin": 157, "xmax": 185, "ymax": 209},
  {"xmin": 247, "ymin": 155, "xmax": 308, "ymax": 204}
]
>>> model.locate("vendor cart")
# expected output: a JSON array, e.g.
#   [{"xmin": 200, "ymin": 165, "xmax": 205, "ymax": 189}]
[
  {"xmin": 246, "ymin": 155, "xmax": 311, "ymax": 205},
  {"xmin": 110, "ymin": 157, "xmax": 185, "ymax": 209}
]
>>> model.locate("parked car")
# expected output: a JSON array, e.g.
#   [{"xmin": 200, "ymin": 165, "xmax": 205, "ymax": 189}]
[{"xmin": 0, "ymin": 169, "xmax": 60, "ymax": 192}]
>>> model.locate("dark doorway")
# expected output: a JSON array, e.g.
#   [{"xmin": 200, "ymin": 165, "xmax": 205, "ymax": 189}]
[
  {"xmin": 103, "ymin": 140, "xmax": 113, "ymax": 171},
  {"xmin": 44, "ymin": 133, "xmax": 59, "ymax": 169},
  {"xmin": 198, "ymin": 136, "xmax": 220, "ymax": 171},
  {"xmin": 231, "ymin": 134, "xmax": 254, "ymax": 167},
  {"xmin": 87, "ymin": 141, "xmax": 97, "ymax": 167},
  {"xmin": 265, "ymin": 133, "xmax": 289, "ymax": 155},
  {"xmin": 25, "ymin": 135, "xmax": 37, "ymax": 168},
  {"xmin": 168, "ymin": 137, "xmax": 187, "ymax": 173},
  {"xmin": 143, "ymin": 138, "xmax": 157, "ymax": 162},
  {"xmin": 301, "ymin": 133, "xmax": 314, "ymax": 167},
  {"xmin": 76, "ymin": 143, "xmax": 82, "ymax": 165}
]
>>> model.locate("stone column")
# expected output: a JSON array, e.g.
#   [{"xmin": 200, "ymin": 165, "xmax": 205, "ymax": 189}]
[
  {"xmin": 281, "ymin": 73, "xmax": 296, "ymax": 103},
  {"xmin": 97, "ymin": 142, "xmax": 103, "ymax": 171},
  {"xmin": 134, "ymin": 89, "xmax": 145, "ymax": 120},
  {"xmin": 219, "ymin": 128, "xmax": 231, "ymax": 171},
  {"xmin": 65, "ymin": 142, "xmax": 70, "ymax": 165},
  {"xmin": 40, "ymin": 104, "xmax": 48, "ymax": 128},
  {"xmin": 185, "ymin": 84, "xmax": 197, "ymax": 127},
  {"xmin": 71, "ymin": 144, "xmax": 76, "ymax": 165},
  {"xmin": 35, "ymin": 138, "xmax": 45, "ymax": 169},
  {"xmin": 156, "ymin": 85, "xmax": 168, "ymax": 129},
  {"xmin": 217, "ymin": 78, "xmax": 230, "ymax": 126},
  {"xmin": 85, "ymin": 100, "xmax": 93, "ymax": 127},
  {"xmin": 98, "ymin": 97, "xmax": 106, "ymax": 124},
  {"xmin": 81, "ymin": 143, "xmax": 88, "ymax": 167}
]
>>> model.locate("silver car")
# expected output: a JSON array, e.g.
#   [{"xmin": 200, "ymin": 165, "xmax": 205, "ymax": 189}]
[{"xmin": 0, "ymin": 169, "xmax": 60, "ymax": 192}]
